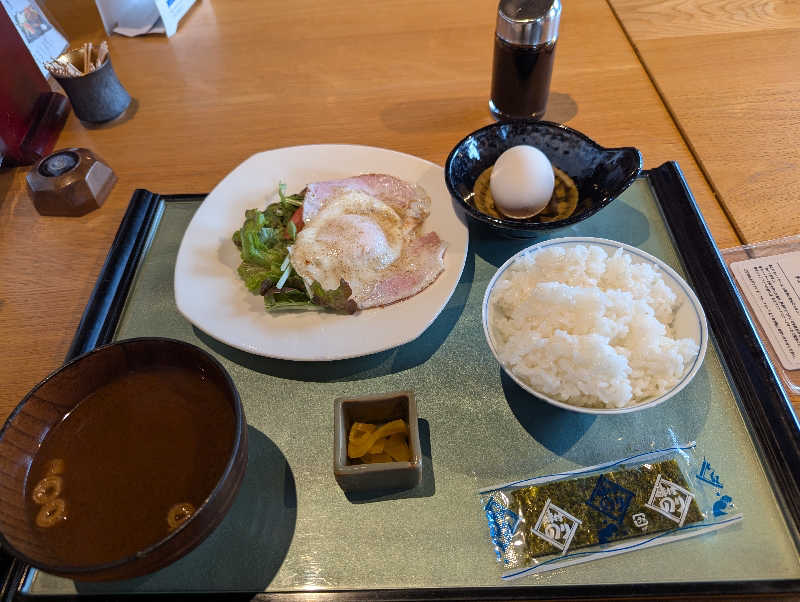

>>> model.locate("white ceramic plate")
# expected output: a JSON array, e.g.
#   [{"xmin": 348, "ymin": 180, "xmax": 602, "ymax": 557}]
[
  {"xmin": 482, "ymin": 237, "xmax": 708, "ymax": 414},
  {"xmin": 174, "ymin": 145, "xmax": 469, "ymax": 361}
]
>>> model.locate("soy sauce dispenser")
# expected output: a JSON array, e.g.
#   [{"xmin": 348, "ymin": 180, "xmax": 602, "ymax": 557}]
[{"xmin": 489, "ymin": 0, "xmax": 561, "ymax": 120}]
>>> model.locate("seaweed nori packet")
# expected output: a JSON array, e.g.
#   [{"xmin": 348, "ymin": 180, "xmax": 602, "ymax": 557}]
[{"xmin": 479, "ymin": 443, "xmax": 742, "ymax": 579}]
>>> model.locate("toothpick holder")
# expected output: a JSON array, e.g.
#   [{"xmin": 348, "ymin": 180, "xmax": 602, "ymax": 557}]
[{"xmin": 53, "ymin": 52, "xmax": 131, "ymax": 124}]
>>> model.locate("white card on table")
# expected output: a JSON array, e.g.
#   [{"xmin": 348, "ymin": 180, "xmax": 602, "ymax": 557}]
[{"xmin": 729, "ymin": 251, "xmax": 800, "ymax": 370}]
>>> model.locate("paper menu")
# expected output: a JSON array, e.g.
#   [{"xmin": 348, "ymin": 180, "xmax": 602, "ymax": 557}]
[
  {"xmin": 729, "ymin": 251, "xmax": 800, "ymax": 371},
  {"xmin": 95, "ymin": 0, "xmax": 195, "ymax": 37},
  {"xmin": 0, "ymin": 0, "xmax": 68, "ymax": 78}
]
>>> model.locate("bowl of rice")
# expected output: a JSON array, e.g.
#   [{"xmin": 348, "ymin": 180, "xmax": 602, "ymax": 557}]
[{"xmin": 483, "ymin": 237, "xmax": 708, "ymax": 414}]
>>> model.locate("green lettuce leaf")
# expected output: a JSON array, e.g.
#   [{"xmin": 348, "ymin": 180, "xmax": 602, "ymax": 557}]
[
  {"xmin": 236, "ymin": 210, "xmax": 286, "ymax": 268},
  {"xmin": 263, "ymin": 287, "xmax": 316, "ymax": 311},
  {"xmin": 310, "ymin": 279, "xmax": 358, "ymax": 314},
  {"xmin": 259, "ymin": 227, "xmax": 280, "ymax": 246},
  {"xmin": 236, "ymin": 263, "xmax": 273, "ymax": 294},
  {"xmin": 233, "ymin": 186, "xmax": 326, "ymax": 313}
]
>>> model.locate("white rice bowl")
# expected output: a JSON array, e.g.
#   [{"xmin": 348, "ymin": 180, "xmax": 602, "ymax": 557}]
[{"xmin": 483, "ymin": 237, "xmax": 707, "ymax": 414}]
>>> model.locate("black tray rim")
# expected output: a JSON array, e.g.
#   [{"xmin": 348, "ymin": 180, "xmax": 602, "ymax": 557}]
[{"xmin": 3, "ymin": 164, "xmax": 800, "ymax": 600}]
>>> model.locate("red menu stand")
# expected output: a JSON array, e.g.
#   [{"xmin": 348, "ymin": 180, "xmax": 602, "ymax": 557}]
[{"xmin": 0, "ymin": 7, "xmax": 69, "ymax": 167}]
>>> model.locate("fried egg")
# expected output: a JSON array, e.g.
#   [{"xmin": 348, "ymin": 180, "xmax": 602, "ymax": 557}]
[
  {"xmin": 289, "ymin": 190, "xmax": 406, "ymax": 296},
  {"xmin": 288, "ymin": 177, "xmax": 446, "ymax": 310}
]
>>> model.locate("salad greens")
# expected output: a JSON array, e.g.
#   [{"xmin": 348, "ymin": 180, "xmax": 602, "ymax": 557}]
[{"xmin": 232, "ymin": 183, "xmax": 357, "ymax": 314}]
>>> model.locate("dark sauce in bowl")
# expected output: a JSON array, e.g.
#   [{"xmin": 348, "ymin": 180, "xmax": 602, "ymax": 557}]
[{"xmin": 24, "ymin": 367, "xmax": 236, "ymax": 567}]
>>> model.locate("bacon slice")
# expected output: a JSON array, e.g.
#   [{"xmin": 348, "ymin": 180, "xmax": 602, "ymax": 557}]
[
  {"xmin": 356, "ymin": 232, "xmax": 447, "ymax": 309},
  {"xmin": 303, "ymin": 174, "xmax": 431, "ymax": 236}
]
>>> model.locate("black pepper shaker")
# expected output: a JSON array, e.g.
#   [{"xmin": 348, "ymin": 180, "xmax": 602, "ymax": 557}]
[{"xmin": 489, "ymin": 0, "xmax": 561, "ymax": 120}]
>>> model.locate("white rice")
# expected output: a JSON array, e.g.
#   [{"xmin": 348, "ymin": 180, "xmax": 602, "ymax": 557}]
[{"xmin": 488, "ymin": 244, "xmax": 699, "ymax": 409}]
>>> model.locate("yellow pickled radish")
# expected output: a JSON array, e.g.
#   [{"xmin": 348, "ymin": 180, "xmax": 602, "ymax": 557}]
[
  {"xmin": 349, "ymin": 422, "xmax": 376, "ymax": 441},
  {"xmin": 347, "ymin": 418, "xmax": 409, "ymax": 459},
  {"xmin": 384, "ymin": 432, "xmax": 411, "ymax": 462},
  {"xmin": 368, "ymin": 438, "xmax": 385, "ymax": 454}
]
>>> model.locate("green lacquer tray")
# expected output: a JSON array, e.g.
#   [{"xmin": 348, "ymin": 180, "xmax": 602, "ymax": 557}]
[{"xmin": 4, "ymin": 163, "xmax": 800, "ymax": 600}]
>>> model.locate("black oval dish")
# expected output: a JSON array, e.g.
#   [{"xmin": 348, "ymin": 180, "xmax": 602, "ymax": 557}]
[{"xmin": 444, "ymin": 120, "xmax": 642, "ymax": 238}]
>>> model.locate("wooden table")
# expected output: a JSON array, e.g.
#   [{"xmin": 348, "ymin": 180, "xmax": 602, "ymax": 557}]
[
  {"xmin": 610, "ymin": 0, "xmax": 800, "ymax": 245},
  {"xmin": 609, "ymin": 0, "xmax": 800, "ymax": 410},
  {"xmin": 0, "ymin": 0, "xmax": 754, "ymax": 424}
]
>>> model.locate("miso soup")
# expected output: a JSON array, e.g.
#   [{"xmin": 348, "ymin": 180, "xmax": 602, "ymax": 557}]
[{"xmin": 25, "ymin": 367, "xmax": 236, "ymax": 566}]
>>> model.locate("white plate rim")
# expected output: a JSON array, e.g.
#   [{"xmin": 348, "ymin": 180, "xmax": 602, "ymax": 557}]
[
  {"xmin": 174, "ymin": 144, "xmax": 469, "ymax": 361},
  {"xmin": 482, "ymin": 236, "xmax": 709, "ymax": 414}
]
